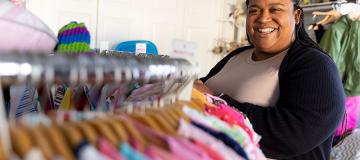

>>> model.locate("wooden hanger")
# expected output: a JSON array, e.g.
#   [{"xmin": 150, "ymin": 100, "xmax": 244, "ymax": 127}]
[
  {"xmin": 27, "ymin": 125, "xmax": 55, "ymax": 160},
  {"xmin": 148, "ymin": 107, "xmax": 178, "ymax": 130},
  {"xmin": 163, "ymin": 107, "xmax": 180, "ymax": 124},
  {"xmin": 173, "ymin": 102, "xmax": 189, "ymax": 118},
  {"xmin": 44, "ymin": 124, "xmax": 75, "ymax": 160},
  {"xmin": 161, "ymin": 107, "xmax": 181, "ymax": 124},
  {"xmin": 104, "ymin": 118, "xmax": 129, "ymax": 144},
  {"xmin": 153, "ymin": 102, "xmax": 188, "ymax": 130},
  {"xmin": 116, "ymin": 118, "xmax": 147, "ymax": 150},
  {"xmin": 312, "ymin": 10, "xmax": 341, "ymax": 26},
  {"xmin": 60, "ymin": 122, "xmax": 83, "ymax": 149},
  {"xmin": 172, "ymin": 101, "xmax": 191, "ymax": 123},
  {"xmin": 0, "ymin": 137, "xmax": 8, "ymax": 160},
  {"xmin": 182, "ymin": 96, "xmax": 207, "ymax": 110},
  {"xmin": 74, "ymin": 121, "xmax": 98, "ymax": 146},
  {"xmin": 130, "ymin": 113, "xmax": 164, "ymax": 133},
  {"xmin": 146, "ymin": 111, "xmax": 177, "ymax": 135},
  {"xmin": 10, "ymin": 126, "xmax": 33, "ymax": 159},
  {"xmin": 89, "ymin": 119, "xmax": 119, "ymax": 147},
  {"xmin": 125, "ymin": 116, "xmax": 169, "ymax": 150}
]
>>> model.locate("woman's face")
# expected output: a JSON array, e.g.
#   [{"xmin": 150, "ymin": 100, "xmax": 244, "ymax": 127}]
[{"xmin": 246, "ymin": 0, "xmax": 300, "ymax": 54}]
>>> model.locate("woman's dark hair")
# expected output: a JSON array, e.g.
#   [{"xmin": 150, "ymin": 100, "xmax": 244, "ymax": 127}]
[{"xmin": 245, "ymin": 0, "xmax": 321, "ymax": 49}]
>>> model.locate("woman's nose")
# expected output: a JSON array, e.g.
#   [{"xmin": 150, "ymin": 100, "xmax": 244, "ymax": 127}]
[{"xmin": 257, "ymin": 11, "xmax": 272, "ymax": 23}]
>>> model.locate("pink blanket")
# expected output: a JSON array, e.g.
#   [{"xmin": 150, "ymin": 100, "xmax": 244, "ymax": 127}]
[{"xmin": 336, "ymin": 96, "xmax": 360, "ymax": 136}]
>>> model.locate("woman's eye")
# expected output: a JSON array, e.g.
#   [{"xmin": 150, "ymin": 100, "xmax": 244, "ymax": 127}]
[
  {"xmin": 249, "ymin": 9, "xmax": 259, "ymax": 13},
  {"xmin": 270, "ymin": 8, "xmax": 282, "ymax": 12}
]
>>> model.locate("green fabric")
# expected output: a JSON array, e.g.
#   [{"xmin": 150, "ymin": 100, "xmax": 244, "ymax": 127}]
[
  {"xmin": 57, "ymin": 42, "xmax": 91, "ymax": 53},
  {"xmin": 343, "ymin": 17, "xmax": 360, "ymax": 96},
  {"xmin": 320, "ymin": 15, "xmax": 360, "ymax": 96}
]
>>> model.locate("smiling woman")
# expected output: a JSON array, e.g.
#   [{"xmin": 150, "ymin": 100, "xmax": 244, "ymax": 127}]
[
  {"xmin": 246, "ymin": 0, "xmax": 301, "ymax": 60},
  {"xmin": 194, "ymin": 0, "xmax": 346, "ymax": 159}
]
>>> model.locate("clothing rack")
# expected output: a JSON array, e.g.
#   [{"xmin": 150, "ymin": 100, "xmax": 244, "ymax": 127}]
[
  {"xmin": 0, "ymin": 52, "xmax": 196, "ymax": 158},
  {"xmin": 0, "ymin": 53, "xmax": 265, "ymax": 160}
]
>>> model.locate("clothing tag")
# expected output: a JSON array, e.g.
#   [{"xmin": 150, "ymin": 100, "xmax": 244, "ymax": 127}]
[{"xmin": 135, "ymin": 43, "xmax": 147, "ymax": 53}]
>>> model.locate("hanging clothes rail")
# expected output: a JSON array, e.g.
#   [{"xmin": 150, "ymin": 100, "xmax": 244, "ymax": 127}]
[
  {"xmin": 0, "ymin": 53, "xmax": 195, "ymax": 86},
  {"xmin": 0, "ymin": 52, "xmax": 196, "ymax": 158}
]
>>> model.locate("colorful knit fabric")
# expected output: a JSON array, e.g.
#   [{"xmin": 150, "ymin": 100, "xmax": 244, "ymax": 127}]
[{"xmin": 56, "ymin": 21, "xmax": 91, "ymax": 53}]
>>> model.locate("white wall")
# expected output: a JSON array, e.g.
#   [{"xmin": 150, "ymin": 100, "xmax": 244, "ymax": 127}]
[{"xmin": 26, "ymin": 0, "xmax": 242, "ymax": 77}]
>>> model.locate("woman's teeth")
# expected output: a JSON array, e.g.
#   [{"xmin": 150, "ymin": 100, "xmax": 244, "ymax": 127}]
[{"xmin": 258, "ymin": 28, "xmax": 276, "ymax": 33}]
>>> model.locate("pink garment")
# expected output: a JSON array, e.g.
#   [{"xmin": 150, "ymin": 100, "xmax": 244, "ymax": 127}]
[
  {"xmin": 175, "ymin": 138, "xmax": 213, "ymax": 160},
  {"xmin": 206, "ymin": 104, "xmax": 245, "ymax": 125},
  {"xmin": 191, "ymin": 140, "xmax": 224, "ymax": 160},
  {"xmin": 205, "ymin": 104, "xmax": 256, "ymax": 143},
  {"xmin": 126, "ymin": 116, "xmax": 212, "ymax": 160},
  {"xmin": 98, "ymin": 138, "xmax": 124, "ymax": 160},
  {"xmin": 336, "ymin": 96, "xmax": 360, "ymax": 136},
  {"xmin": 144, "ymin": 145, "xmax": 178, "ymax": 160},
  {"xmin": 0, "ymin": 1, "xmax": 56, "ymax": 53}
]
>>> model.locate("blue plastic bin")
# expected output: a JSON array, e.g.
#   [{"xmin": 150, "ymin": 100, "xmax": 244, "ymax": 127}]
[{"xmin": 114, "ymin": 40, "xmax": 158, "ymax": 55}]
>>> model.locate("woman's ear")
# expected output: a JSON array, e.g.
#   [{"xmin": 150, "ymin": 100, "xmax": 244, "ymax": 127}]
[{"xmin": 294, "ymin": 8, "xmax": 301, "ymax": 24}]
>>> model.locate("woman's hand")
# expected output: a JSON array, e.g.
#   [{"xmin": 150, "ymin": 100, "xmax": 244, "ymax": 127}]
[{"xmin": 193, "ymin": 80, "xmax": 214, "ymax": 95}]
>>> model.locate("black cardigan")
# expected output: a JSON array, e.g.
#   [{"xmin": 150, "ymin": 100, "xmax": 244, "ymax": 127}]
[{"xmin": 200, "ymin": 41, "xmax": 345, "ymax": 160}]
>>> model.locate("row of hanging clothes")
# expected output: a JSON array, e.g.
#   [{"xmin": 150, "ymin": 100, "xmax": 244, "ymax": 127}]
[
  {"xmin": 308, "ymin": 2, "xmax": 360, "ymax": 160},
  {"xmin": 0, "ymin": 52, "xmax": 266, "ymax": 160}
]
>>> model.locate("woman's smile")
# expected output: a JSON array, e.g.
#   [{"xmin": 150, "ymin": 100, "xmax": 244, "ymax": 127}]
[{"xmin": 255, "ymin": 27, "xmax": 279, "ymax": 37}]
